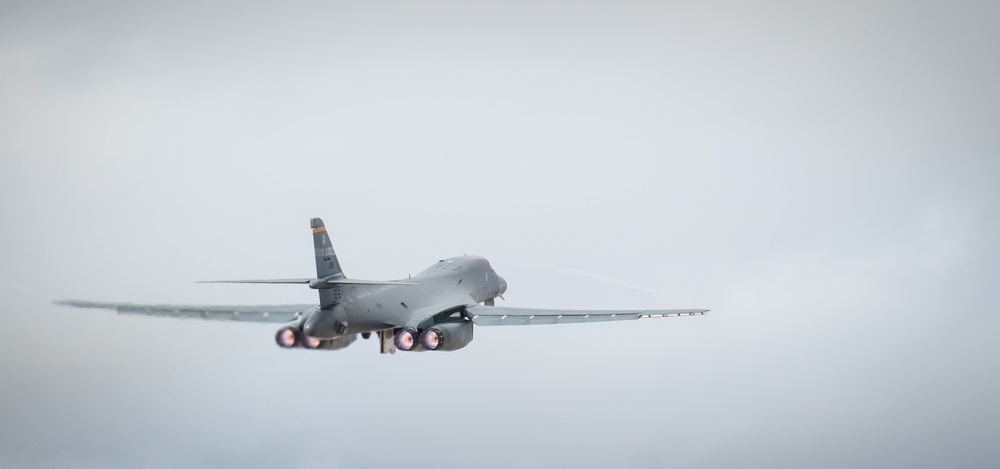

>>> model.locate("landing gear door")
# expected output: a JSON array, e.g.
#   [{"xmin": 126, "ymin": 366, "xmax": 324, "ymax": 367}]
[{"xmin": 377, "ymin": 329, "xmax": 397, "ymax": 354}]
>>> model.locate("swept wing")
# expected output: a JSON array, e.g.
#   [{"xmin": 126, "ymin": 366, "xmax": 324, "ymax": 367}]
[
  {"xmin": 466, "ymin": 305, "xmax": 708, "ymax": 326},
  {"xmin": 55, "ymin": 300, "xmax": 314, "ymax": 324}
]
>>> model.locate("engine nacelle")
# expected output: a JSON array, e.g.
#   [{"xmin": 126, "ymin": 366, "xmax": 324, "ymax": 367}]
[
  {"xmin": 420, "ymin": 320, "xmax": 474, "ymax": 351},
  {"xmin": 312, "ymin": 334, "xmax": 357, "ymax": 351},
  {"xmin": 275, "ymin": 325, "xmax": 302, "ymax": 348},
  {"xmin": 302, "ymin": 304, "xmax": 348, "ymax": 339},
  {"xmin": 275, "ymin": 308, "xmax": 316, "ymax": 348},
  {"xmin": 394, "ymin": 327, "xmax": 422, "ymax": 351},
  {"xmin": 277, "ymin": 325, "xmax": 357, "ymax": 351}
]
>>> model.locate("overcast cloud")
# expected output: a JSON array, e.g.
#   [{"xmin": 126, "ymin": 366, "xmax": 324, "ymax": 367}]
[{"xmin": 1, "ymin": 0, "xmax": 998, "ymax": 467}]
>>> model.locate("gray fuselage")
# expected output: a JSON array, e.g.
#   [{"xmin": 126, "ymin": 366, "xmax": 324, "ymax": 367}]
[{"xmin": 302, "ymin": 255, "xmax": 506, "ymax": 338}]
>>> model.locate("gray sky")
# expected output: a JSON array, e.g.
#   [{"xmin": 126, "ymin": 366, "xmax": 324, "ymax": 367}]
[{"xmin": 1, "ymin": 0, "xmax": 998, "ymax": 467}]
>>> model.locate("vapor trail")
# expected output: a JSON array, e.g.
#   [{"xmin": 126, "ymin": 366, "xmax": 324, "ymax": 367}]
[
  {"xmin": 0, "ymin": 279, "xmax": 44, "ymax": 300},
  {"xmin": 502, "ymin": 257, "xmax": 673, "ymax": 300}
]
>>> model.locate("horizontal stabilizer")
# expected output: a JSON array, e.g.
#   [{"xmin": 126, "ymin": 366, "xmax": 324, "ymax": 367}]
[
  {"xmin": 197, "ymin": 278, "xmax": 312, "ymax": 284},
  {"xmin": 197, "ymin": 277, "xmax": 418, "ymax": 288}
]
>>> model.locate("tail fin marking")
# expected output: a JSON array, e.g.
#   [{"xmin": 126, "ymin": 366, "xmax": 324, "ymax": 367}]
[{"xmin": 311, "ymin": 218, "xmax": 344, "ymax": 280}]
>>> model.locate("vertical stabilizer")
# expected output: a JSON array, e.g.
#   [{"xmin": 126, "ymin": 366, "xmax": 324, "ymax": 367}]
[
  {"xmin": 311, "ymin": 218, "xmax": 343, "ymax": 309},
  {"xmin": 311, "ymin": 218, "xmax": 343, "ymax": 279}
]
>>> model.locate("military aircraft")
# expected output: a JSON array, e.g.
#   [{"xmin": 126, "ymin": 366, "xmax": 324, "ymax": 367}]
[{"xmin": 57, "ymin": 218, "xmax": 707, "ymax": 354}]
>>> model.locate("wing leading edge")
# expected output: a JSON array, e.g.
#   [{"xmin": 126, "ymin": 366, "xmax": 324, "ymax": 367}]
[
  {"xmin": 466, "ymin": 305, "xmax": 708, "ymax": 326},
  {"xmin": 55, "ymin": 300, "xmax": 315, "ymax": 324}
]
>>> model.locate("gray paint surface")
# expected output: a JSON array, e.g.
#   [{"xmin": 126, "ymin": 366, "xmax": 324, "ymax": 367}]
[{"xmin": 1, "ymin": 0, "xmax": 998, "ymax": 468}]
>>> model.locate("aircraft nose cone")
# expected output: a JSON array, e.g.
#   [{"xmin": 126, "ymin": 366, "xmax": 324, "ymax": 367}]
[{"xmin": 498, "ymin": 276, "xmax": 507, "ymax": 295}]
